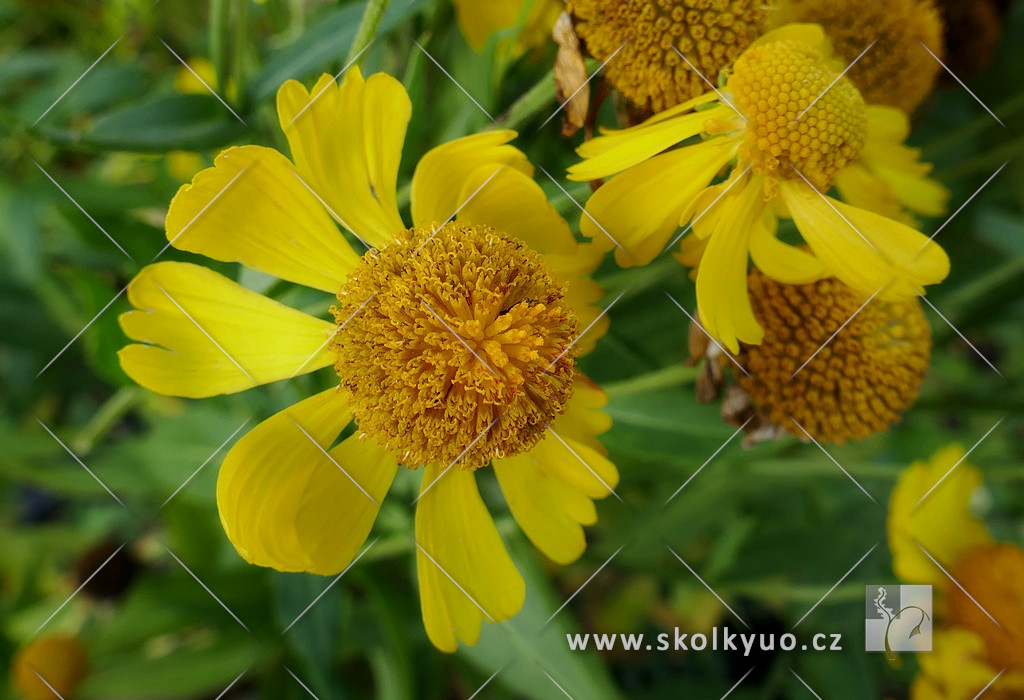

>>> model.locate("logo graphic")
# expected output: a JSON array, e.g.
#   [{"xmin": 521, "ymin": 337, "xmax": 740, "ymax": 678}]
[{"xmin": 865, "ymin": 585, "xmax": 932, "ymax": 656}]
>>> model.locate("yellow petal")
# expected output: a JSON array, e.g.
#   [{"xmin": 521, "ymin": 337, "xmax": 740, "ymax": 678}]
[
  {"xmin": 861, "ymin": 106, "xmax": 950, "ymax": 218},
  {"xmin": 887, "ymin": 445, "xmax": 993, "ymax": 588},
  {"xmin": 493, "ymin": 451, "xmax": 596, "ymax": 565},
  {"xmin": 912, "ymin": 628, "xmax": 1006, "ymax": 700},
  {"xmin": 277, "ymin": 69, "xmax": 409, "ymax": 248},
  {"xmin": 217, "ymin": 388, "xmax": 397, "ymax": 575},
  {"xmin": 525, "ymin": 420, "xmax": 619, "ymax": 501},
  {"xmin": 580, "ymin": 137, "xmax": 739, "ymax": 265},
  {"xmin": 415, "ymin": 464, "xmax": 525, "ymax": 652},
  {"xmin": 165, "ymin": 146, "xmax": 360, "ymax": 293},
  {"xmin": 833, "ymin": 163, "xmax": 905, "ymax": 221},
  {"xmin": 457, "ymin": 164, "xmax": 577, "ymax": 255},
  {"xmin": 119, "ymin": 262, "xmax": 335, "ymax": 398},
  {"xmin": 779, "ymin": 180, "xmax": 950, "ymax": 301},
  {"xmin": 550, "ymin": 373, "xmax": 613, "ymax": 453},
  {"xmin": 410, "ymin": 131, "xmax": 532, "ymax": 228},
  {"xmin": 748, "ymin": 209, "xmax": 828, "ymax": 285},
  {"xmin": 694, "ymin": 178, "xmax": 765, "ymax": 354},
  {"xmin": 569, "ymin": 105, "xmax": 733, "ymax": 182}
]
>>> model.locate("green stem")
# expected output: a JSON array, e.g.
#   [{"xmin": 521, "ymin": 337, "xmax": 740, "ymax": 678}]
[
  {"xmin": 210, "ymin": 0, "xmax": 233, "ymax": 96},
  {"xmin": 493, "ymin": 68, "xmax": 557, "ymax": 131},
  {"xmin": 604, "ymin": 364, "xmax": 698, "ymax": 398},
  {"xmin": 346, "ymin": 0, "xmax": 392, "ymax": 67},
  {"xmin": 492, "ymin": 58, "xmax": 599, "ymax": 132},
  {"xmin": 231, "ymin": 0, "xmax": 249, "ymax": 107},
  {"xmin": 71, "ymin": 387, "xmax": 142, "ymax": 456}
]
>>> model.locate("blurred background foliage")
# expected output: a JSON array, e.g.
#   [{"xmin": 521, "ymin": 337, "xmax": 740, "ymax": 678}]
[{"xmin": 0, "ymin": 0, "xmax": 1022, "ymax": 698}]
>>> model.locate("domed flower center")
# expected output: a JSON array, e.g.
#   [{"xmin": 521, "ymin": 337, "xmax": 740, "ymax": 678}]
[
  {"xmin": 331, "ymin": 222, "xmax": 579, "ymax": 470},
  {"xmin": 568, "ymin": 0, "xmax": 768, "ymax": 113},
  {"xmin": 948, "ymin": 544, "xmax": 1024, "ymax": 672},
  {"xmin": 729, "ymin": 39, "xmax": 867, "ymax": 192},
  {"xmin": 736, "ymin": 270, "xmax": 930, "ymax": 443}
]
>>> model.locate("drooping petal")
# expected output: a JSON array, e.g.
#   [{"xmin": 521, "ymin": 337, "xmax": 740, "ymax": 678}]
[
  {"xmin": 457, "ymin": 164, "xmax": 577, "ymax": 255},
  {"xmin": 779, "ymin": 179, "xmax": 950, "ymax": 301},
  {"xmin": 694, "ymin": 177, "xmax": 766, "ymax": 353},
  {"xmin": 534, "ymin": 238, "xmax": 609, "ymax": 355},
  {"xmin": 118, "ymin": 262, "xmax": 336, "ymax": 398},
  {"xmin": 493, "ymin": 375, "xmax": 616, "ymax": 564},
  {"xmin": 493, "ymin": 452, "xmax": 596, "ymax": 565},
  {"xmin": 580, "ymin": 137, "xmax": 740, "ymax": 265},
  {"xmin": 277, "ymin": 69, "xmax": 410, "ymax": 248},
  {"xmin": 860, "ymin": 106, "xmax": 949, "ymax": 218},
  {"xmin": 748, "ymin": 209, "xmax": 828, "ymax": 285},
  {"xmin": 887, "ymin": 445, "xmax": 993, "ymax": 588},
  {"xmin": 550, "ymin": 373, "xmax": 613, "ymax": 453},
  {"xmin": 415, "ymin": 464, "xmax": 525, "ymax": 652},
  {"xmin": 217, "ymin": 388, "xmax": 398, "ymax": 575},
  {"xmin": 165, "ymin": 146, "xmax": 360, "ymax": 293},
  {"xmin": 525, "ymin": 421, "xmax": 619, "ymax": 501},
  {"xmin": 410, "ymin": 131, "xmax": 532, "ymax": 228}
]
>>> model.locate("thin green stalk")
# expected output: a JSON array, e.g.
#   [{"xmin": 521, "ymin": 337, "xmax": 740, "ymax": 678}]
[
  {"xmin": 231, "ymin": 0, "xmax": 249, "ymax": 108},
  {"xmin": 71, "ymin": 387, "xmax": 142, "ymax": 456},
  {"xmin": 346, "ymin": 0, "xmax": 392, "ymax": 67},
  {"xmin": 210, "ymin": 0, "xmax": 233, "ymax": 96},
  {"xmin": 604, "ymin": 365, "xmax": 698, "ymax": 398}
]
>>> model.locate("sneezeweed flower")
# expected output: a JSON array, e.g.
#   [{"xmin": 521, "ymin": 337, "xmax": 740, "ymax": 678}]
[
  {"xmin": 689, "ymin": 269, "xmax": 931, "ymax": 444},
  {"xmin": 565, "ymin": 0, "xmax": 770, "ymax": 113},
  {"xmin": 933, "ymin": 0, "xmax": 1007, "ymax": 83},
  {"xmin": 569, "ymin": 24, "xmax": 951, "ymax": 354},
  {"xmin": 118, "ymin": 68, "xmax": 618, "ymax": 652},
  {"xmin": 888, "ymin": 446, "xmax": 1024, "ymax": 698},
  {"xmin": 12, "ymin": 636, "xmax": 89, "ymax": 700},
  {"xmin": 772, "ymin": 0, "xmax": 945, "ymax": 114},
  {"xmin": 453, "ymin": 0, "xmax": 563, "ymax": 56}
]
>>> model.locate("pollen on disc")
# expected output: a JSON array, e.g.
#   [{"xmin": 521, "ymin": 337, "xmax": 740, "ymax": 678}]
[{"xmin": 331, "ymin": 222, "xmax": 579, "ymax": 470}]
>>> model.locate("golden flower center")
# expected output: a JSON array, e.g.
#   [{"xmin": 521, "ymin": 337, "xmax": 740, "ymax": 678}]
[
  {"xmin": 729, "ymin": 39, "xmax": 867, "ymax": 192},
  {"xmin": 948, "ymin": 544, "xmax": 1024, "ymax": 672},
  {"xmin": 331, "ymin": 222, "xmax": 579, "ymax": 470},
  {"xmin": 773, "ymin": 0, "xmax": 945, "ymax": 114},
  {"xmin": 568, "ymin": 0, "xmax": 768, "ymax": 113},
  {"xmin": 737, "ymin": 270, "xmax": 930, "ymax": 443}
]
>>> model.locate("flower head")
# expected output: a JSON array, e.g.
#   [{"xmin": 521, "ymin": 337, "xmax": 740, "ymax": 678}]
[
  {"xmin": 333, "ymin": 222, "xmax": 579, "ymax": 469},
  {"xmin": 118, "ymin": 68, "xmax": 618, "ymax": 652},
  {"xmin": 772, "ymin": 0, "xmax": 945, "ymax": 114},
  {"xmin": 693, "ymin": 269, "xmax": 931, "ymax": 444},
  {"xmin": 567, "ymin": 0, "xmax": 769, "ymax": 112},
  {"xmin": 888, "ymin": 447, "xmax": 1024, "ymax": 697},
  {"xmin": 569, "ymin": 24, "xmax": 950, "ymax": 353}
]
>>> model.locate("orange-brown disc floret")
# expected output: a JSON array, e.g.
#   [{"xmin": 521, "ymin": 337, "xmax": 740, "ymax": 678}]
[
  {"xmin": 332, "ymin": 222, "xmax": 579, "ymax": 470},
  {"xmin": 728, "ymin": 38, "xmax": 867, "ymax": 193},
  {"xmin": 736, "ymin": 270, "xmax": 930, "ymax": 443},
  {"xmin": 773, "ymin": 0, "xmax": 945, "ymax": 114},
  {"xmin": 568, "ymin": 0, "xmax": 769, "ymax": 113}
]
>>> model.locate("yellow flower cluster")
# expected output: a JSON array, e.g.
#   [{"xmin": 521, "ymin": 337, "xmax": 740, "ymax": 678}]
[{"xmin": 114, "ymin": 0, "xmax": 967, "ymax": 661}]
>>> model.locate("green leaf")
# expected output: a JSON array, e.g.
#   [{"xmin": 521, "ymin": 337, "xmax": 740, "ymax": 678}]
[{"xmin": 38, "ymin": 93, "xmax": 248, "ymax": 152}]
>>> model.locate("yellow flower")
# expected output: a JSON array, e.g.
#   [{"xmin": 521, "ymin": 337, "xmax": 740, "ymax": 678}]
[
  {"xmin": 453, "ymin": 0, "xmax": 563, "ymax": 56},
  {"xmin": 118, "ymin": 68, "xmax": 618, "ymax": 652},
  {"xmin": 569, "ymin": 24, "xmax": 950, "ymax": 353},
  {"xmin": 888, "ymin": 447, "xmax": 1024, "ymax": 698},
  {"xmin": 772, "ymin": 0, "xmax": 945, "ymax": 114},
  {"xmin": 692, "ymin": 268, "xmax": 931, "ymax": 444},
  {"xmin": 567, "ymin": 0, "xmax": 770, "ymax": 113},
  {"xmin": 12, "ymin": 636, "xmax": 88, "ymax": 700}
]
